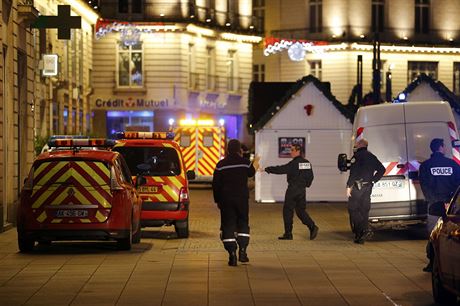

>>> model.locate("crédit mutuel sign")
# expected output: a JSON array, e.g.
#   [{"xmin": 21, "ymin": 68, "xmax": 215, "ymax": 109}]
[{"xmin": 94, "ymin": 97, "xmax": 170, "ymax": 110}]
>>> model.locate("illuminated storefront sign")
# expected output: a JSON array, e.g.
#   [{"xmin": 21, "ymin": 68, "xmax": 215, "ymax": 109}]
[{"xmin": 94, "ymin": 97, "xmax": 170, "ymax": 109}]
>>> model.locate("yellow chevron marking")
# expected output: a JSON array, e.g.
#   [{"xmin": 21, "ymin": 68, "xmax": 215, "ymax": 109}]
[
  {"xmin": 163, "ymin": 185, "xmax": 179, "ymax": 201},
  {"xmin": 95, "ymin": 211, "xmax": 107, "ymax": 222},
  {"xmin": 113, "ymin": 142, "xmax": 126, "ymax": 147},
  {"xmin": 34, "ymin": 162, "xmax": 52, "ymax": 179},
  {"xmin": 33, "ymin": 162, "xmax": 67, "ymax": 194},
  {"xmin": 76, "ymin": 162, "xmax": 107, "ymax": 186},
  {"xmin": 163, "ymin": 143, "xmax": 173, "ymax": 148},
  {"xmin": 33, "ymin": 190, "xmax": 55, "ymax": 209},
  {"xmin": 37, "ymin": 211, "xmax": 47, "ymax": 223},
  {"xmin": 80, "ymin": 219, "xmax": 91, "ymax": 223},
  {"xmin": 51, "ymin": 219, "xmax": 62, "ymax": 224},
  {"xmin": 49, "ymin": 188, "xmax": 70, "ymax": 206},
  {"xmin": 168, "ymin": 176, "xmax": 183, "ymax": 189},
  {"xmin": 152, "ymin": 177, "xmax": 164, "ymax": 183},
  {"xmin": 68, "ymin": 171, "xmax": 112, "ymax": 208},
  {"xmin": 155, "ymin": 193, "xmax": 168, "ymax": 202}
]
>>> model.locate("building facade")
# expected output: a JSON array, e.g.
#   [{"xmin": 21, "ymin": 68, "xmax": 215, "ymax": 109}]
[
  {"xmin": 255, "ymin": 0, "xmax": 460, "ymax": 104},
  {"xmin": 0, "ymin": 0, "xmax": 97, "ymax": 230},
  {"xmin": 93, "ymin": 0, "xmax": 261, "ymax": 141}
]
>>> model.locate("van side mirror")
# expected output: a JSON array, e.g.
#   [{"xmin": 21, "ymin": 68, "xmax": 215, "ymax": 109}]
[
  {"xmin": 429, "ymin": 201, "xmax": 447, "ymax": 218},
  {"xmin": 453, "ymin": 139, "xmax": 460, "ymax": 148},
  {"xmin": 337, "ymin": 153, "xmax": 350, "ymax": 172},
  {"xmin": 186, "ymin": 170, "xmax": 196, "ymax": 180},
  {"xmin": 136, "ymin": 176, "xmax": 147, "ymax": 187}
]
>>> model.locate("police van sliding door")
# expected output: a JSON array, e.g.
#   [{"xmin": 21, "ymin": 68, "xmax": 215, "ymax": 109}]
[
  {"xmin": 405, "ymin": 122, "xmax": 452, "ymax": 216},
  {"xmin": 362, "ymin": 124, "xmax": 411, "ymax": 218}
]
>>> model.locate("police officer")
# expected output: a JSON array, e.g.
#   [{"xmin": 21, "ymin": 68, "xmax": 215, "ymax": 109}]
[
  {"xmin": 212, "ymin": 139, "xmax": 258, "ymax": 266},
  {"xmin": 264, "ymin": 144, "xmax": 318, "ymax": 240},
  {"xmin": 419, "ymin": 138, "xmax": 460, "ymax": 272},
  {"xmin": 346, "ymin": 138, "xmax": 385, "ymax": 244}
]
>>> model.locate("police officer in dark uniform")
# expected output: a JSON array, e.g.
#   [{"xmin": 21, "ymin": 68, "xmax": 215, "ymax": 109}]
[
  {"xmin": 346, "ymin": 138, "xmax": 385, "ymax": 244},
  {"xmin": 264, "ymin": 144, "xmax": 318, "ymax": 240},
  {"xmin": 212, "ymin": 139, "xmax": 258, "ymax": 266},
  {"xmin": 419, "ymin": 138, "xmax": 460, "ymax": 272}
]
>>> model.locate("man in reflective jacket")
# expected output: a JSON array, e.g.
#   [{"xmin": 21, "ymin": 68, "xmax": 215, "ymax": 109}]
[
  {"xmin": 419, "ymin": 138, "xmax": 460, "ymax": 272},
  {"xmin": 264, "ymin": 144, "xmax": 318, "ymax": 240},
  {"xmin": 213, "ymin": 139, "xmax": 258, "ymax": 266},
  {"xmin": 346, "ymin": 138, "xmax": 385, "ymax": 244}
]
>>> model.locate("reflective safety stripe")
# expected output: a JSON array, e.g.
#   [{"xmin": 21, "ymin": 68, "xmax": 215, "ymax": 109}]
[
  {"xmin": 216, "ymin": 164, "xmax": 250, "ymax": 171},
  {"xmin": 237, "ymin": 233, "xmax": 250, "ymax": 237},
  {"xmin": 222, "ymin": 238, "xmax": 237, "ymax": 242}
]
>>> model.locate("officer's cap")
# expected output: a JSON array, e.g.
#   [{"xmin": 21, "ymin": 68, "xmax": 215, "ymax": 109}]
[{"xmin": 430, "ymin": 138, "xmax": 444, "ymax": 152}]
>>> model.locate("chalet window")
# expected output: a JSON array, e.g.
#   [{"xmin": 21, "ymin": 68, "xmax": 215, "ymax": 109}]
[
  {"xmin": 407, "ymin": 61, "xmax": 437, "ymax": 83},
  {"xmin": 308, "ymin": 60, "xmax": 322, "ymax": 81},
  {"xmin": 253, "ymin": 64, "xmax": 265, "ymax": 82},
  {"xmin": 454, "ymin": 63, "xmax": 460, "ymax": 95}
]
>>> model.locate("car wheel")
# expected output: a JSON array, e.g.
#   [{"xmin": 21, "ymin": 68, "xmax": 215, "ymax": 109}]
[
  {"xmin": 175, "ymin": 218, "xmax": 189, "ymax": 238},
  {"xmin": 117, "ymin": 222, "xmax": 133, "ymax": 251},
  {"xmin": 432, "ymin": 256, "xmax": 457, "ymax": 305},
  {"xmin": 18, "ymin": 233, "xmax": 35, "ymax": 253}
]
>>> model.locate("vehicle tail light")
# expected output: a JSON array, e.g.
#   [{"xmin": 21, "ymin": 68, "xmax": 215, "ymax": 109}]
[
  {"xmin": 179, "ymin": 187, "xmax": 189, "ymax": 202},
  {"xmin": 110, "ymin": 166, "xmax": 124, "ymax": 191}
]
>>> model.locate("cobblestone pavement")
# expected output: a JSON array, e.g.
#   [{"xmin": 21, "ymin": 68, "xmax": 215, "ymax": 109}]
[{"xmin": 0, "ymin": 185, "xmax": 435, "ymax": 306}]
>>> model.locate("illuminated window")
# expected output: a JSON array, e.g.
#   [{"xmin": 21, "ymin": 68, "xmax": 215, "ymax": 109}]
[
  {"xmin": 117, "ymin": 41, "xmax": 143, "ymax": 87},
  {"xmin": 253, "ymin": 64, "xmax": 265, "ymax": 82},
  {"xmin": 372, "ymin": 0, "xmax": 385, "ymax": 33},
  {"xmin": 308, "ymin": 60, "xmax": 322, "ymax": 80},
  {"xmin": 454, "ymin": 63, "xmax": 460, "ymax": 95},
  {"xmin": 407, "ymin": 61, "xmax": 437, "ymax": 83},
  {"xmin": 309, "ymin": 0, "xmax": 322, "ymax": 33},
  {"xmin": 415, "ymin": 0, "xmax": 430, "ymax": 34}
]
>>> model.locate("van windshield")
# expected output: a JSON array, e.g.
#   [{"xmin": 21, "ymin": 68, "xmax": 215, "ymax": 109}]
[
  {"xmin": 406, "ymin": 122, "xmax": 452, "ymax": 162},
  {"xmin": 113, "ymin": 147, "xmax": 181, "ymax": 176}
]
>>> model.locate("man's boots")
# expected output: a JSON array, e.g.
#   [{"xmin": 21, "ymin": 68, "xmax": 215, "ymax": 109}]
[
  {"xmin": 239, "ymin": 248, "xmax": 249, "ymax": 263},
  {"xmin": 278, "ymin": 233, "xmax": 293, "ymax": 240},
  {"xmin": 228, "ymin": 251, "xmax": 237, "ymax": 266}
]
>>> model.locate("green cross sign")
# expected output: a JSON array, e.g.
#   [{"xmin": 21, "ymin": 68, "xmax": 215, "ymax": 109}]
[{"xmin": 32, "ymin": 5, "xmax": 81, "ymax": 40}]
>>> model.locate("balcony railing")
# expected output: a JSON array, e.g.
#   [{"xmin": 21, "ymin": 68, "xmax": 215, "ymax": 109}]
[
  {"xmin": 109, "ymin": 1, "xmax": 263, "ymax": 34},
  {"xmin": 188, "ymin": 73, "xmax": 243, "ymax": 93},
  {"xmin": 271, "ymin": 26, "xmax": 460, "ymax": 47}
]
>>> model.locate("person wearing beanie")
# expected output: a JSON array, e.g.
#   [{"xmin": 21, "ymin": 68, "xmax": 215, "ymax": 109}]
[
  {"xmin": 212, "ymin": 139, "xmax": 259, "ymax": 266},
  {"xmin": 419, "ymin": 138, "xmax": 460, "ymax": 272}
]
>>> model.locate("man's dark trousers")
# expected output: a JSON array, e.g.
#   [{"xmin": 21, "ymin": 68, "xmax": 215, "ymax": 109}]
[
  {"xmin": 283, "ymin": 188, "xmax": 315, "ymax": 233},
  {"xmin": 348, "ymin": 185, "xmax": 372, "ymax": 237},
  {"xmin": 220, "ymin": 197, "xmax": 250, "ymax": 252}
]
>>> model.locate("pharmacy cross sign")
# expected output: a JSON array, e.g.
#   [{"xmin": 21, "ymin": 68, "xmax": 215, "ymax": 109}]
[{"xmin": 32, "ymin": 5, "xmax": 81, "ymax": 40}]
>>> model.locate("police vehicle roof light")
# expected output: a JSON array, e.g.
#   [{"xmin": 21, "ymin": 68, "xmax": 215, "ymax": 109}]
[
  {"xmin": 168, "ymin": 118, "xmax": 175, "ymax": 126},
  {"xmin": 218, "ymin": 118, "xmax": 225, "ymax": 126},
  {"xmin": 116, "ymin": 131, "xmax": 175, "ymax": 140}
]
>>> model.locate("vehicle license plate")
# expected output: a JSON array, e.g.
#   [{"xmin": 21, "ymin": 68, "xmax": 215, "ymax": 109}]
[
  {"xmin": 373, "ymin": 180, "xmax": 404, "ymax": 189},
  {"xmin": 55, "ymin": 210, "xmax": 89, "ymax": 218},
  {"xmin": 138, "ymin": 186, "xmax": 159, "ymax": 193}
]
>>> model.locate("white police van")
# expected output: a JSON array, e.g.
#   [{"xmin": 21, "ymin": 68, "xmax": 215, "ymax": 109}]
[{"xmin": 338, "ymin": 101, "xmax": 460, "ymax": 228}]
